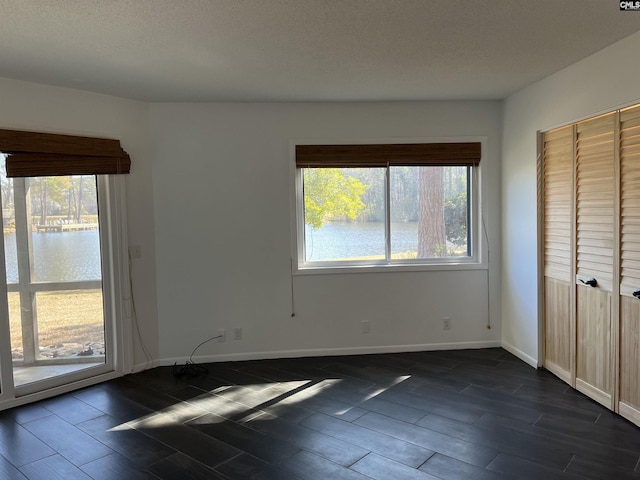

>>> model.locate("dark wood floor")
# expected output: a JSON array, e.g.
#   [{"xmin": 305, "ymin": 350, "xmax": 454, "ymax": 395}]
[{"xmin": 1, "ymin": 348, "xmax": 639, "ymax": 479}]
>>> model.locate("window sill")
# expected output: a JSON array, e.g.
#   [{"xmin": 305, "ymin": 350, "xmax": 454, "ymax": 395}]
[{"xmin": 294, "ymin": 260, "xmax": 486, "ymax": 276}]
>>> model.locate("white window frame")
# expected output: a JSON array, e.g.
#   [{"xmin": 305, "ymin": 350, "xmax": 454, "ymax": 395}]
[{"xmin": 291, "ymin": 137, "xmax": 486, "ymax": 274}]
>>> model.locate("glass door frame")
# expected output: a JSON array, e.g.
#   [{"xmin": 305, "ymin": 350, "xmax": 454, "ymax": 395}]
[{"xmin": 0, "ymin": 174, "xmax": 130, "ymax": 406}]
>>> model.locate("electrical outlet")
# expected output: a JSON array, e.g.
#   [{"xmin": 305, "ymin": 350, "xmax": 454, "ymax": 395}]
[
  {"xmin": 129, "ymin": 245, "xmax": 141, "ymax": 259},
  {"xmin": 233, "ymin": 327, "xmax": 243, "ymax": 340},
  {"xmin": 361, "ymin": 320, "xmax": 371, "ymax": 334},
  {"xmin": 442, "ymin": 317, "xmax": 451, "ymax": 331},
  {"xmin": 217, "ymin": 329, "xmax": 226, "ymax": 342}
]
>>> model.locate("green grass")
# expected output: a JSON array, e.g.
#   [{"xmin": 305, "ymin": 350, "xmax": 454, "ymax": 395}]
[{"xmin": 8, "ymin": 290, "xmax": 104, "ymax": 351}]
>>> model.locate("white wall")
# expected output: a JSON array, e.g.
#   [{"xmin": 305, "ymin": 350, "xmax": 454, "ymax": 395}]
[
  {"xmin": 151, "ymin": 101, "xmax": 502, "ymax": 363},
  {"xmin": 0, "ymin": 78, "xmax": 160, "ymax": 370},
  {"xmin": 501, "ymin": 31, "xmax": 640, "ymax": 366}
]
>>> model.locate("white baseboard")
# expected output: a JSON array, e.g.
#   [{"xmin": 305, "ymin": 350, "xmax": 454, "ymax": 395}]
[
  {"xmin": 131, "ymin": 359, "xmax": 160, "ymax": 373},
  {"xmin": 158, "ymin": 340, "xmax": 502, "ymax": 367},
  {"xmin": 501, "ymin": 340, "xmax": 539, "ymax": 368}
]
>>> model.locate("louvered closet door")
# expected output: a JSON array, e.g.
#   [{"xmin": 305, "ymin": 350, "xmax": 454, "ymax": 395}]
[
  {"xmin": 575, "ymin": 113, "xmax": 616, "ymax": 409},
  {"xmin": 619, "ymin": 105, "xmax": 640, "ymax": 425},
  {"xmin": 543, "ymin": 126, "xmax": 574, "ymax": 384}
]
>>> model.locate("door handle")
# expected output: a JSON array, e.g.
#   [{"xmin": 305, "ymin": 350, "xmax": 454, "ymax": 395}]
[
  {"xmin": 633, "ymin": 289, "xmax": 640, "ymax": 299},
  {"xmin": 580, "ymin": 278, "xmax": 598, "ymax": 288}
]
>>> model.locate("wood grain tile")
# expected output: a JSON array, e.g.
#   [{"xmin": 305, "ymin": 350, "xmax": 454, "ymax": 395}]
[
  {"xmin": 0, "ymin": 421, "xmax": 56, "ymax": 467},
  {"xmin": 246, "ymin": 413, "xmax": 369, "ymax": 466},
  {"xmin": 132, "ymin": 416, "xmax": 241, "ymax": 468},
  {"xmin": 40, "ymin": 395, "xmax": 104, "ymax": 425},
  {"xmin": 80, "ymin": 452, "xmax": 161, "ymax": 480},
  {"xmin": 0, "ymin": 404, "xmax": 51, "ymax": 425},
  {"xmin": 0, "ymin": 454, "xmax": 27, "ymax": 480},
  {"xmin": 147, "ymin": 452, "xmax": 226, "ymax": 480},
  {"xmin": 475, "ymin": 412, "xmax": 640, "ymax": 471},
  {"xmin": 188, "ymin": 414, "xmax": 301, "ymax": 465},
  {"xmin": 22, "ymin": 414, "xmax": 113, "ymax": 466},
  {"xmin": 2, "ymin": 348, "xmax": 638, "ymax": 479},
  {"xmin": 215, "ymin": 453, "xmax": 271, "ymax": 479},
  {"xmin": 301, "ymin": 412, "xmax": 434, "ymax": 468},
  {"xmin": 77, "ymin": 414, "xmax": 176, "ymax": 467},
  {"xmin": 565, "ymin": 455, "xmax": 640, "ymax": 480},
  {"xmin": 19, "ymin": 454, "xmax": 93, "ymax": 480},
  {"xmin": 487, "ymin": 452, "xmax": 584, "ymax": 480},
  {"xmin": 417, "ymin": 412, "xmax": 573, "ymax": 470},
  {"xmin": 350, "ymin": 452, "xmax": 440, "ymax": 480},
  {"xmin": 282, "ymin": 450, "xmax": 373, "ymax": 480},
  {"xmin": 419, "ymin": 453, "xmax": 509, "ymax": 480},
  {"xmin": 355, "ymin": 411, "xmax": 499, "ymax": 467}
]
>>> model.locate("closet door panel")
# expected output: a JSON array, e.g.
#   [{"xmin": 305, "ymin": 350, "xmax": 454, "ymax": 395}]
[
  {"xmin": 544, "ymin": 277, "xmax": 572, "ymax": 383},
  {"xmin": 576, "ymin": 286, "xmax": 612, "ymax": 407},
  {"xmin": 542, "ymin": 125, "xmax": 573, "ymax": 381},
  {"xmin": 619, "ymin": 105, "xmax": 640, "ymax": 425},
  {"xmin": 575, "ymin": 114, "xmax": 615, "ymax": 408},
  {"xmin": 620, "ymin": 296, "xmax": 640, "ymax": 425}
]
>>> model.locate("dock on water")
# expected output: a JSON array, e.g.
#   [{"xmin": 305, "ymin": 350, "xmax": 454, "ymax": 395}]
[{"xmin": 36, "ymin": 223, "xmax": 98, "ymax": 233}]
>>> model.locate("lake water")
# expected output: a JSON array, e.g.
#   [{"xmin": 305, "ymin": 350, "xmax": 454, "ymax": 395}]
[
  {"xmin": 2, "ymin": 222, "xmax": 456, "ymax": 279},
  {"xmin": 305, "ymin": 221, "xmax": 420, "ymax": 261},
  {"xmin": 3, "ymin": 230, "xmax": 102, "ymax": 283}
]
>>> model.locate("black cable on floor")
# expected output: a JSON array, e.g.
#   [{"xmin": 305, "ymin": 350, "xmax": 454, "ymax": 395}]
[{"xmin": 172, "ymin": 334, "xmax": 222, "ymax": 378}]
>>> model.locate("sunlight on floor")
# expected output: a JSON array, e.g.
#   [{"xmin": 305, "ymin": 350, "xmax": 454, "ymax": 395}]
[
  {"xmin": 109, "ymin": 375, "xmax": 413, "ymax": 433},
  {"xmin": 361, "ymin": 375, "xmax": 412, "ymax": 401}
]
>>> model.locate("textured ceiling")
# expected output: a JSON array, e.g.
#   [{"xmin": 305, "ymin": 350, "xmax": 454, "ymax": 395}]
[{"xmin": 1, "ymin": 0, "xmax": 639, "ymax": 102}]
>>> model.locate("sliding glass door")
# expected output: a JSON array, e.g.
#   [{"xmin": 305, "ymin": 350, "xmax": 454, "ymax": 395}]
[{"xmin": 0, "ymin": 155, "xmax": 118, "ymax": 397}]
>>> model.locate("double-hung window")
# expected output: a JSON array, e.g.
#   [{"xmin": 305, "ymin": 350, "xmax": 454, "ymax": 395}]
[{"xmin": 294, "ymin": 141, "xmax": 481, "ymax": 270}]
